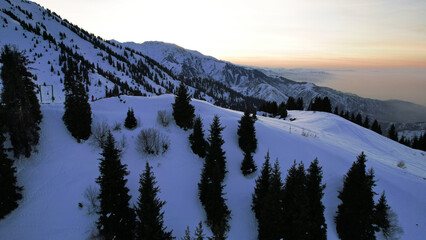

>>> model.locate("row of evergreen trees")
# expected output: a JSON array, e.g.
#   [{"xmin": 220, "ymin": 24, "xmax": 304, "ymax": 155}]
[
  {"xmin": 96, "ymin": 132, "xmax": 173, "ymax": 239},
  {"xmin": 258, "ymin": 96, "xmax": 304, "ymax": 118},
  {"xmin": 252, "ymin": 154, "xmax": 327, "ymax": 240},
  {"xmin": 172, "ymin": 82, "xmax": 231, "ymax": 239}
]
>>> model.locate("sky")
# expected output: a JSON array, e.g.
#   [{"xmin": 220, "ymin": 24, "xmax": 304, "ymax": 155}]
[{"xmin": 32, "ymin": 0, "xmax": 426, "ymax": 105}]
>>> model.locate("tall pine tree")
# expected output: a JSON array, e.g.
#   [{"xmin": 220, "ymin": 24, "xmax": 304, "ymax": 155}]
[
  {"xmin": 282, "ymin": 161, "xmax": 309, "ymax": 240},
  {"xmin": 388, "ymin": 124, "xmax": 398, "ymax": 141},
  {"xmin": 96, "ymin": 132, "xmax": 135, "ymax": 239},
  {"xmin": 237, "ymin": 110, "xmax": 257, "ymax": 153},
  {"xmin": 335, "ymin": 152, "xmax": 376, "ymax": 240},
  {"xmin": 306, "ymin": 158, "xmax": 327, "ymax": 240},
  {"xmin": 252, "ymin": 152, "xmax": 272, "ymax": 220},
  {"xmin": 0, "ymin": 131, "xmax": 23, "ymax": 219},
  {"xmin": 63, "ymin": 56, "xmax": 92, "ymax": 142},
  {"xmin": 0, "ymin": 45, "xmax": 42, "ymax": 158},
  {"xmin": 240, "ymin": 150, "xmax": 257, "ymax": 176},
  {"xmin": 258, "ymin": 159, "xmax": 283, "ymax": 240},
  {"xmin": 189, "ymin": 116, "xmax": 207, "ymax": 158},
  {"xmin": 198, "ymin": 115, "xmax": 230, "ymax": 239},
  {"xmin": 172, "ymin": 82, "xmax": 195, "ymax": 130},
  {"xmin": 135, "ymin": 162, "xmax": 173, "ymax": 240}
]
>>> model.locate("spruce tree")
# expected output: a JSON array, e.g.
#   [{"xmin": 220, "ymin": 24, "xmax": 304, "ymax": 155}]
[
  {"xmin": 252, "ymin": 152, "xmax": 272, "ymax": 220},
  {"xmin": 286, "ymin": 96, "xmax": 297, "ymax": 110},
  {"xmin": 388, "ymin": 124, "xmax": 398, "ymax": 141},
  {"xmin": 278, "ymin": 102, "xmax": 288, "ymax": 119},
  {"xmin": 240, "ymin": 150, "xmax": 257, "ymax": 176},
  {"xmin": 0, "ymin": 45, "xmax": 42, "ymax": 158},
  {"xmin": 258, "ymin": 160, "xmax": 283, "ymax": 240},
  {"xmin": 172, "ymin": 82, "xmax": 195, "ymax": 130},
  {"xmin": 206, "ymin": 115, "xmax": 227, "ymax": 182},
  {"xmin": 371, "ymin": 120, "xmax": 382, "ymax": 135},
  {"xmin": 282, "ymin": 161, "xmax": 308, "ymax": 240},
  {"xmin": 124, "ymin": 107, "xmax": 137, "ymax": 129},
  {"xmin": 194, "ymin": 221, "xmax": 207, "ymax": 240},
  {"xmin": 198, "ymin": 115, "xmax": 230, "ymax": 239},
  {"xmin": 237, "ymin": 110, "xmax": 257, "ymax": 153},
  {"xmin": 374, "ymin": 192, "xmax": 391, "ymax": 237},
  {"xmin": 189, "ymin": 116, "xmax": 207, "ymax": 158},
  {"xmin": 63, "ymin": 56, "xmax": 91, "ymax": 142},
  {"xmin": 335, "ymin": 152, "xmax": 376, "ymax": 240},
  {"xmin": 135, "ymin": 162, "xmax": 174, "ymax": 240},
  {"xmin": 181, "ymin": 227, "xmax": 191, "ymax": 240},
  {"xmin": 0, "ymin": 131, "xmax": 23, "ymax": 219},
  {"xmin": 363, "ymin": 116, "xmax": 370, "ymax": 129},
  {"xmin": 306, "ymin": 158, "xmax": 327, "ymax": 240},
  {"xmin": 96, "ymin": 132, "xmax": 135, "ymax": 239},
  {"xmin": 296, "ymin": 97, "xmax": 304, "ymax": 110}
]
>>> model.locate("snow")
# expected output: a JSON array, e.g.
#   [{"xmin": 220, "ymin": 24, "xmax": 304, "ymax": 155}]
[{"xmin": 0, "ymin": 95, "xmax": 425, "ymax": 240}]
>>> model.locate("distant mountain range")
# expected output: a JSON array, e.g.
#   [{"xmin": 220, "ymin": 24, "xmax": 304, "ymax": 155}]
[
  {"xmin": 0, "ymin": 0, "xmax": 424, "ymax": 135},
  {"xmin": 121, "ymin": 41, "xmax": 426, "ymax": 126}
]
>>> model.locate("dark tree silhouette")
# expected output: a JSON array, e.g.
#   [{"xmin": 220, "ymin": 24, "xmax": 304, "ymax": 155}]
[
  {"xmin": 172, "ymin": 82, "xmax": 195, "ymax": 130},
  {"xmin": 237, "ymin": 110, "xmax": 257, "ymax": 153},
  {"xmin": 63, "ymin": 56, "xmax": 91, "ymax": 142},
  {"xmin": 0, "ymin": 131, "xmax": 23, "ymax": 219},
  {"xmin": 189, "ymin": 116, "xmax": 207, "ymax": 158},
  {"xmin": 0, "ymin": 45, "xmax": 42, "ymax": 158},
  {"xmin": 96, "ymin": 132, "xmax": 135, "ymax": 239},
  {"xmin": 306, "ymin": 158, "xmax": 327, "ymax": 240},
  {"xmin": 135, "ymin": 162, "xmax": 174, "ymax": 240},
  {"xmin": 124, "ymin": 107, "xmax": 137, "ymax": 129},
  {"xmin": 335, "ymin": 152, "xmax": 376, "ymax": 240}
]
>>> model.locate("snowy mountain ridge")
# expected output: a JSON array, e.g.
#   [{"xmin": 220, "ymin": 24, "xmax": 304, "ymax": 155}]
[{"xmin": 122, "ymin": 41, "xmax": 426, "ymax": 126}]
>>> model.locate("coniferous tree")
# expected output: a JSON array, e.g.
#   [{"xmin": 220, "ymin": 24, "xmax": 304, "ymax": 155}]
[
  {"xmin": 206, "ymin": 115, "xmax": 227, "ymax": 182},
  {"xmin": 258, "ymin": 160, "xmax": 283, "ymax": 240},
  {"xmin": 63, "ymin": 56, "xmax": 91, "ymax": 142},
  {"xmin": 0, "ymin": 131, "xmax": 23, "ymax": 219},
  {"xmin": 0, "ymin": 45, "xmax": 42, "ymax": 158},
  {"xmin": 374, "ymin": 192, "xmax": 391, "ymax": 237},
  {"xmin": 388, "ymin": 124, "xmax": 398, "ymax": 141},
  {"xmin": 198, "ymin": 115, "xmax": 230, "ymax": 239},
  {"xmin": 277, "ymin": 102, "xmax": 288, "ymax": 119},
  {"xmin": 252, "ymin": 152, "xmax": 272, "ymax": 220},
  {"xmin": 237, "ymin": 110, "xmax": 257, "ymax": 153},
  {"xmin": 355, "ymin": 113, "xmax": 363, "ymax": 125},
  {"xmin": 296, "ymin": 97, "xmax": 304, "ymax": 110},
  {"xmin": 181, "ymin": 227, "xmax": 191, "ymax": 240},
  {"xmin": 282, "ymin": 161, "xmax": 308, "ymax": 240},
  {"xmin": 371, "ymin": 120, "xmax": 382, "ymax": 135},
  {"xmin": 286, "ymin": 96, "xmax": 297, "ymax": 110},
  {"xmin": 172, "ymin": 82, "xmax": 195, "ymax": 130},
  {"xmin": 194, "ymin": 221, "xmax": 207, "ymax": 240},
  {"xmin": 189, "ymin": 116, "xmax": 207, "ymax": 158},
  {"xmin": 135, "ymin": 162, "xmax": 174, "ymax": 240},
  {"xmin": 240, "ymin": 150, "xmax": 257, "ymax": 176},
  {"xmin": 96, "ymin": 132, "xmax": 135, "ymax": 239},
  {"xmin": 306, "ymin": 158, "xmax": 327, "ymax": 240},
  {"xmin": 124, "ymin": 107, "xmax": 137, "ymax": 129},
  {"xmin": 334, "ymin": 106, "xmax": 339, "ymax": 115},
  {"xmin": 363, "ymin": 116, "xmax": 370, "ymax": 129},
  {"xmin": 335, "ymin": 152, "xmax": 376, "ymax": 240}
]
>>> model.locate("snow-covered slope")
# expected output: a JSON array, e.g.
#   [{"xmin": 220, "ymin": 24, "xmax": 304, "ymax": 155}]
[
  {"xmin": 0, "ymin": 95, "xmax": 424, "ymax": 240},
  {"xmin": 123, "ymin": 41, "xmax": 426, "ymax": 126}
]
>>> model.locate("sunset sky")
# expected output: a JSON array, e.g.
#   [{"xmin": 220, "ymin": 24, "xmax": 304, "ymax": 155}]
[{"xmin": 33, "ymin": 0, "xmax": 426, "ymax": 104}]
